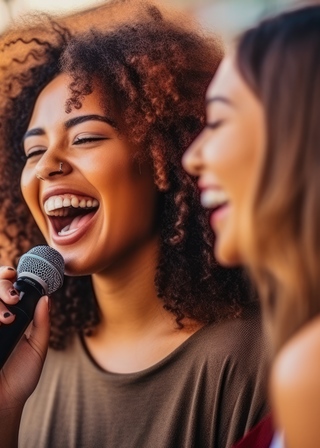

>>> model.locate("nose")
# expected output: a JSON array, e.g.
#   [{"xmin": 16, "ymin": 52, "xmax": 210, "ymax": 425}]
[
  {"xmin": 35, "ymin": 154, "xmax": 72, "ymax": 181},
  {"xmin": 182, "ymin": 131, "xmax": 205, "ymax": 176}
]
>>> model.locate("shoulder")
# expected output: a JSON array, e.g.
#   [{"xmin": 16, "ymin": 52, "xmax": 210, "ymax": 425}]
[
  {"xmin": 271, "ymin": 316, "xmax": 320, "ymax": 448},
  {"xmin": 272, "ymin": 316, "xmax": 320, "ymax": 396},
  {"xmin": 193, "ymin": 302, "xmax": 268, "ymax": 375},
  {"xmin": 207, "ymin": 302, "xmax": 266, "ymax": 355}
]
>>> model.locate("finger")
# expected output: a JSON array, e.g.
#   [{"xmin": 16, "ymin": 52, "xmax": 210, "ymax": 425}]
[
  {"xmin": 25, "ymin": 296, "xmax": 50, "ymax": 362},
  {"xmin": 0, "ymin": 280, "xmax": 20, "ymax": 305},
  {"xmin": 0, "ymin": 266, "xmax": 17, "ymax": 280},
  {"xmin": 0, "ymin": 296, "xmax": 50, "ymax": 402},
  {"xmin": 0, "ymin": 301, "xmax": 15, "ymax": 324}
]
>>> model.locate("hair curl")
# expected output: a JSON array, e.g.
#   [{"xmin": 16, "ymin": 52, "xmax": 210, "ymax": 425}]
[{"xmin": 0, "ymin": 1, "xmax": 254, "ymax": 349}]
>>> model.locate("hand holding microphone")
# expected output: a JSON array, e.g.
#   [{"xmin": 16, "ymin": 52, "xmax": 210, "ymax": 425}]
[
  {"xmin": 0, "ymin": 246, "xmax": 64, "ymax": 446},
  {"xmin": 0, "ymin": 245, "xmax": 64, "ymax": 369}
]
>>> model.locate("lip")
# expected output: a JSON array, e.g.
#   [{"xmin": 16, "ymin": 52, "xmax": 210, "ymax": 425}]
[
  {"xmin": 197, "ymin": 179, "xmax": 222, "ymax": 192},
  {"xmin": 210, "ymin": 203, "xmax": 230, "ymax": 230}
]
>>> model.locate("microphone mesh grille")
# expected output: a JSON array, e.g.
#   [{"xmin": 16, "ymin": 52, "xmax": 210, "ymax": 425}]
[{"xmin": 17, "ymin": 246, "xmax": 65, "ymax": 294}]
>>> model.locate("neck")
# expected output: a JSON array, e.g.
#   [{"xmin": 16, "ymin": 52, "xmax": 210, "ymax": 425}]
[
  {"xmin": 85, "ymin": 234, "xmax": 203, "ymax": 373},
  {"xmin": 91, "ymin": 234, "xmax": 166, "ymax": 337}
]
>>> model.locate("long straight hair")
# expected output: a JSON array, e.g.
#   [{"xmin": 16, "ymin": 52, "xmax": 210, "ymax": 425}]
[{"xmin": 235, "ymin": 5, "xmax": 320, "ymax": 352}]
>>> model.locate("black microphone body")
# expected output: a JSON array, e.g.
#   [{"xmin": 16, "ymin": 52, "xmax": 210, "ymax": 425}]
[
  {"xmin": 0, "ymin": 246, "xmax": 64, "ymax": 369},
  {"xmin": 0, "ymin": 277, "xmax": 46, "ymax": 368}
]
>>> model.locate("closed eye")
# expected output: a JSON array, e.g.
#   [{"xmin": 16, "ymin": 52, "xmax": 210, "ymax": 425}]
[
  {"xmin": 73, "ymin": 136, "xmax": 109, "ymax": 145},
  {"xmin": 206, "ymin": 120, "xmax": 224, "ymax": 130},
  {"xmin": 25, "ymin": 148, "xmax": 46, "ymax": 160}
]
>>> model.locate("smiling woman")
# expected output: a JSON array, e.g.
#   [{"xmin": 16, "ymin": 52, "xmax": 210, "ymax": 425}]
[
  {"xmin": 21, "ymin": 73, "xmax": 158, "ymax": 275},
  {"xmin": 183, "ymin": 55, "xmax": 265, "ymax": 266},
  {"xmin": 0, "ymin": 1, "xmax": 269, "ymax": 447},
  {"xmin": 183, "ymin": 5, "xmax": 320, "ymax": 447}
]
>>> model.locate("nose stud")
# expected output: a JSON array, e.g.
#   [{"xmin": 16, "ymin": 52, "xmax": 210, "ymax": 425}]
[{"xmin": 36, "ymin": 162, "xmax": 64, "ymax": 181}]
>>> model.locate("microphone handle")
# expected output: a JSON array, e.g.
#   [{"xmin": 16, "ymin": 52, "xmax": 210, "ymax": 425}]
[{"xmin": 0, "ymin": 277, "xmax": 46, "ymax": 369}]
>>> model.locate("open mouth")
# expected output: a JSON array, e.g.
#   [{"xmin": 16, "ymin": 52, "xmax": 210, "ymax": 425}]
[
  {"xmin": 200, "ymin": 189, "xmax": 229, "ymax": 211},
  {"xmin": 44, "ymin": 194, "xmax": 99, "ymax": 236}
]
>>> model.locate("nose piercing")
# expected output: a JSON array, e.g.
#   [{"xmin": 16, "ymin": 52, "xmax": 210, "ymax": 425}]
[{"xmin": 36, "ymin": 162, "xmax": 64, "ymax": 180}]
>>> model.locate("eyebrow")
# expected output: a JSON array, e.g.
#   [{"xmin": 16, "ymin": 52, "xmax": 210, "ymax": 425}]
[
  {"xmin": 64, "ymin": 114, "xmax": 117, "ymax": 130},
  {"xmin": 23, "ymin": 114, "xmax": 117, "ymax": 143},
  {"xmin": 205, "ymin": 96, "xmax": 234, "ymax": 107},
  {"xmin": 22, "ymin": 128, "xmax": 45, "ymax": 142}
]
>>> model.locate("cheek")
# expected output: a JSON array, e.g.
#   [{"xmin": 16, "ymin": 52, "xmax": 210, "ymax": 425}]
[
  {"xmin": 205, "ymin": 127, "xmax": 257, "ymax": 194},
  {"xmin": 202, "ymin": 131, "xmax": 238, "ymax": 182},
  {"xmin": 20, "ymin": 169, "xmax": 46, "ymax": 232},
  {"xmin": 87, "ymin": 157, "xmax": 156, "ymax": 215},
  {"xmin": 20, "ymin": 167, "xmax": 35, "ymax": 208},
  {"xmin": 119, "ymin": 164, "xmax": 157, "ymax": 216},
  {"xmin": 204, "ymin": 134, "xmax": 254, "ymax": 265}
]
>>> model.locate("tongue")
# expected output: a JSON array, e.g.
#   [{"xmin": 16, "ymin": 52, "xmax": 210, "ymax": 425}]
[{"xmin": 69, "ymin": 211, "xmax": 96, "ymax": 231}]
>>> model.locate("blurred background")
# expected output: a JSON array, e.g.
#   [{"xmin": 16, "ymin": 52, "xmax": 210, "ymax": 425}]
[{"xmin": 0, "ymin": 0, "xmax": 313, "ymax": 38}]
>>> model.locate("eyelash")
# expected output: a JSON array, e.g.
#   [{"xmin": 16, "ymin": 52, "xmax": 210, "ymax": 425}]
[
  {"xmin": 25, "ymin": 149, "xmax": 46, "ymax": 160},
  {"xmin": 23, "ymin": 136, "xmax": 109, "ymax": 160},
  {"xmin": 73, "ymin": 136, "xmax": 108, "ymax": 145},
  {"xmin": 206, "ymin": 120, "xmax": 224, "ymax": 130}
]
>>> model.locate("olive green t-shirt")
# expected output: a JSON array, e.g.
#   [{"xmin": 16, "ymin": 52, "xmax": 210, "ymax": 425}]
[{"xmin": 19, "ymin": 303, "xmax": 269, "ymax": 448}]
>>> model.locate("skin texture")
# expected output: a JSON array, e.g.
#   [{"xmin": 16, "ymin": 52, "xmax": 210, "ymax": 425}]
[
  {"xmin": 182, "ymin": 55, "xmax": 265, "ymax": 266},
  {"xmin": 22, "ymin": 74, "xmax": 158, "ymax": 277},
  {"xmin": 271, "ymin": 318, "xmax": 320, "ymax": 448}
]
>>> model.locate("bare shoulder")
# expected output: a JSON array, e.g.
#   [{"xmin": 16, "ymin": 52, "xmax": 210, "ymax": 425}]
[
  {"xmin": 273, "ymin": 316, "xmax": 320, "ymax": 385},
  {"xmin": 270, "ymin": 316, "xmax": 320, "ymax": 448}
]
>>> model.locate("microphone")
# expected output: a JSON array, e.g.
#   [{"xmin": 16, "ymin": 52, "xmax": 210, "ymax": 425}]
[{"xmin": 0, "ymin": 245, "xmax": 65, "ymax": 368}]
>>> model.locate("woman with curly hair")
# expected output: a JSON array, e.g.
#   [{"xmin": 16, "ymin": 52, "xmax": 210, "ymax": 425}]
[{"xmin": 0, "ymin": 2, "xmax": 268, "ymax": 446}]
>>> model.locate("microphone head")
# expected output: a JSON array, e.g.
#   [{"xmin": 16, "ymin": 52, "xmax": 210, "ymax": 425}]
[{"xmin": 17, "ymin": 245, "xmax": 65, "ymax": 294}]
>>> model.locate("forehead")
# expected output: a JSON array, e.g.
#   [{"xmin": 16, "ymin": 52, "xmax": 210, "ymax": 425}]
[
  {"xmin": 206, "ymin": 54, "xmax": 262, "ymax": 118},
  {"xmin": 33, "ymin": 73, "xmax": 72, "ymax": 108},
  {"xmin": 207, "ymin": 55, "xmax": 246, "ymax": 102},
  {"xmin": 28, "ymin": 73, "xmax": 104, "ymax": 128}
]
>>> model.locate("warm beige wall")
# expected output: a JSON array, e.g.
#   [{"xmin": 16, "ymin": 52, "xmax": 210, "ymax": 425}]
[{"xmin": 0, "ymin": 0, "xmax": 305, "ymax": 37}]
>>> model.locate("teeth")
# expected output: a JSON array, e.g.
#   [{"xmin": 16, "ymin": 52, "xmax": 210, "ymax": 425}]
[
  {"xmin": 201, "ymin": 190, "xmax": 229, "ymax": 209},
  {"xmin": 44, "ymin": 194, "xmax": 99, "ymax": 215},
  {"xmin": 52, "ymin": 209, "xmax": 68, "ymax": 217},
  {"xmin": 71, "ymin": 197, "xmax": 79, "ymax": 208},
  {"xmin": 63, "ymin": 198, "xmax": 71, "ymax": 207},
  {"xmin": 46, "ymin": 197, "xmax": 55, "ymax": 212},
  {"xmin": 55, "ymin": 197, "xmax": 63, "ymax": 209}
]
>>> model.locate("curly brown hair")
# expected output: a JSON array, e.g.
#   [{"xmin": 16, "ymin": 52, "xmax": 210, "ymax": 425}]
[{"xmin": 0, "ymin": 1, "xmax": 255, "ymax": 349}]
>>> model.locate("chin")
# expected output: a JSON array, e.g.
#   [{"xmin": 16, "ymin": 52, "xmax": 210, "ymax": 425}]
[{"xmin": 214, "ymin": 239, "xmax": 242, "ymax": 267}]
